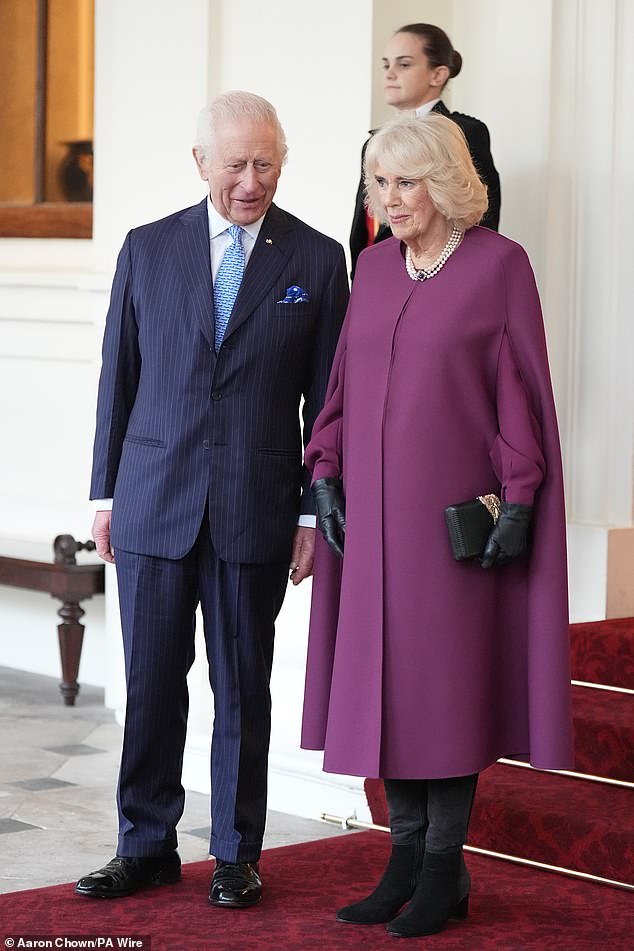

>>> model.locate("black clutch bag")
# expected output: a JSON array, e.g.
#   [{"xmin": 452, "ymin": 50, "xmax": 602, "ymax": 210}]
[{"xmin": 444, "ymin": 494, "xmax": 501, "ymax": 561}]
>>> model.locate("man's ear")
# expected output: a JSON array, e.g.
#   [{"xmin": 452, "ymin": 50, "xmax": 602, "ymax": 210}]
[{"xmin": 192, "ymin": 147, "xmax": 208, "ymax": 181}]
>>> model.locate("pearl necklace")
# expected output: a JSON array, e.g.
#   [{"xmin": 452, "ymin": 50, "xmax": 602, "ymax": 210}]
[{"xmin": 405, "ymin": 225, "xmax": 464, "ymax": 281}]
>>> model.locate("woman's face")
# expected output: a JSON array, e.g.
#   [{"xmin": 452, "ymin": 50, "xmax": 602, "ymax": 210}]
[
  {"xmin": 382, "ymin": 32, "xmax": 446, "ymax": 110},
  {"xmin": 373, "ymin": 164, "xmax": 445, "ymax": 247}
]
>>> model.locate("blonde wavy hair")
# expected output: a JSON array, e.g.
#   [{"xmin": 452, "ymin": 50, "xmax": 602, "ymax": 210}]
[{"xmin": 364, "ymin": 113, "xmax": 488, "ymax": 230}]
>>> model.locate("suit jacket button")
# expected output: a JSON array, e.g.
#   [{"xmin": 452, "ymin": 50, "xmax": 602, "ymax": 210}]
[
  {"xmin": 203, "ymin": 439, "xmax": 210, "ymax": 449},
  {"xmin": 211, "ymin": 391, "xmax": 222, "ymax": 401}
]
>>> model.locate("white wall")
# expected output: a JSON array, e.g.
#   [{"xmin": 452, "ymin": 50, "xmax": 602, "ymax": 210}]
[
  {"xmin": 0, "ymin": 269, "xmax": 108, "ymax": 682},
  {"xmin": 208, "ymin": 0, "xmax": 373, "ymax": 243},
  {"xmin": 449, "ymin": 0, "xmax": 553, "ymax": 270},
  {"xmin": 92, "ymin": 0, "xmax": 211, "ymax": 271}
]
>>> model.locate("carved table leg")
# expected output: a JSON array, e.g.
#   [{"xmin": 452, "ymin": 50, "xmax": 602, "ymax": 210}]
[{"xmin": 57, "ymin": 600, "xmax": 85, "ymax": 705}]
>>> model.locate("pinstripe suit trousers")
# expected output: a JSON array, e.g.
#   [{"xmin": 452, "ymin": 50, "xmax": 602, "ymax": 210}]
[{"xmin": 114, "ymin": 514, "xmax": 288, "ymax": 863}]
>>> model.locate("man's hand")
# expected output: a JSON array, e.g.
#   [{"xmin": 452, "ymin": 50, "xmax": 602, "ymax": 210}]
[
  {"xmin": 289, "ymin": 526, "xmax": 315, "ymax": 585},
  {"xmin": 92, "ymin": 510, "xmax": 115, "ymax": 564}
]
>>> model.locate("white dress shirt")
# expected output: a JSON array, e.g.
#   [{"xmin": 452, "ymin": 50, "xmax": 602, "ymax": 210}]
[
  {"xmin": 207, "ymin": 197, "xmax": 263, "ymax": 277},
  {"xmin": 415, "ymin": 98, "xmax": 441, "ymax": 117}
]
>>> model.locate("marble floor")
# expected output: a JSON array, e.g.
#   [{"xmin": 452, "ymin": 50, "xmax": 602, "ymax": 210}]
[{"xmin": 0, "ymin": 666, "xmax": 347, "ymax": 895}]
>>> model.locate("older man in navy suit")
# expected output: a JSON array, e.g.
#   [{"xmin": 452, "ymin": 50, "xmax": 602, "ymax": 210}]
[{"xmin": 76, "ymin": 91, "xmax": 348, "ymax": 907}]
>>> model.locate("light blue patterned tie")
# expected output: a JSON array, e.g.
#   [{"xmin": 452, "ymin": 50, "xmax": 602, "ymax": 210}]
[{"xmin": 214, "ymin": 224, "xmax": 245, "ymax": 351}]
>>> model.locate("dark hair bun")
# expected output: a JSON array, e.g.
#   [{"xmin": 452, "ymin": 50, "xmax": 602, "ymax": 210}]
[{"xmin": 450, "ymin": 50, "xmax": 462, "ymax": 77}]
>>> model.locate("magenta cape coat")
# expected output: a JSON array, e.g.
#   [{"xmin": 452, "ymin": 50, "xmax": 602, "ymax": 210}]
[{"xmin": 301, "ymin": 227, "xmax": 574, "ymax": 779}]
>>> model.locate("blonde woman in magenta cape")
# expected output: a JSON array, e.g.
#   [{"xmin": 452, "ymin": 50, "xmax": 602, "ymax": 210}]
[{"xmin": 302, "ymin": 113, "xmax": 572, "ymax": 939}]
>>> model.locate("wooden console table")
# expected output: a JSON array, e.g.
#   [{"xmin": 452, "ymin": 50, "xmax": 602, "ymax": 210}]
[{"xmin": 0, "ymin": 535, "xmax": 105, "ymax": 706}]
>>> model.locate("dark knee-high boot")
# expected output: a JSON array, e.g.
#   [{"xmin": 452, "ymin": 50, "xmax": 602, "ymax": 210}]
[
  {"xmin": 386, "ymin": 773, "xmax": 477, "ymax": 938},
  {"xmin": 336, "ymin": 841, "xmax": 424, "ymax": 924},
  {"xmin": 386, "ymin": 849, "xmax": 468, "ymax": 937},
  {"xmin": 337, "ymin": 779, "xmax": 427, "ymax": 924}
]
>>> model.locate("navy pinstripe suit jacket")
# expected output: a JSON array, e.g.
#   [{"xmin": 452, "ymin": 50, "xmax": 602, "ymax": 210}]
[{"xmin": 90, "ymin": 198, "xmax": 349, "ymax": 563}]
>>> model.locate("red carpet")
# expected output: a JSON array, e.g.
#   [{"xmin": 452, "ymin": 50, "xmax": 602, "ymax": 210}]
[
  {"xmin": 570, "ymin": 617, "xmax": 634, "ymax": 687},
  {"xmin": 1, "ymin": 832, "xmax": 633, "ymax": 950},
  {"xmin": 471, "ymin": 763, "xmax": 632, "ymax": 882},
  {"xmin": 570, "ymin": 683, "xmax": 634, "ymax": 781}
]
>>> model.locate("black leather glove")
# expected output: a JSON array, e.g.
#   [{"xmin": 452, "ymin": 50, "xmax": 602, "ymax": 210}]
[
  {"xmin": 312, "ymin": 477, "xmax": 346, "ymax": 559},
  {"xmin": 481, "ymin": 501, "xmax": 533, "ymax": 569}
]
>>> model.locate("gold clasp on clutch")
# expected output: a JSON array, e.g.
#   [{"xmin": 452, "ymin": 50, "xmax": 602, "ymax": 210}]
[{"xmin": 477, "ymin": 494, "xmax": 501, "ymax": 523}]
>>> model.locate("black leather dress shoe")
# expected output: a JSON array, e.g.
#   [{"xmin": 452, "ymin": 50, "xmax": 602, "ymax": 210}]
[
  {"xmin": 75, "ymin": 852, "xmax": 181, "ymax": 898},
  {"xmin": 209, "ymin": 861, "xmax": 262, "ymax": 907}
]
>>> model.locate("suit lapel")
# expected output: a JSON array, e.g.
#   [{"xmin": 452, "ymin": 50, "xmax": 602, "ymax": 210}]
[
  {"xmin": 175, "ymin": 198, "xmax": 216, "ymax": 348},
  {"xmin": 222, "ymin": 204, "xmax": 294, "ymax": 344}
]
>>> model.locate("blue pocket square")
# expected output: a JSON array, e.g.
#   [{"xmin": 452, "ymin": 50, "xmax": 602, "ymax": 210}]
[{"xmin": 277, "ymin": 285, "xmax": 310, "ymax": 304}]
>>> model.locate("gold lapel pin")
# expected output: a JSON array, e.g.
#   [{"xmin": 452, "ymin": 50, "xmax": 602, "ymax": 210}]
[{"xmin": 265, "ymin": 238, "xmax": 273, "ymax": 245}]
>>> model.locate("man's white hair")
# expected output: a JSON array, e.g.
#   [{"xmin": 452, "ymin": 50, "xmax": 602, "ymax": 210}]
[{"xmin": 194, "ymin": 90, "xmax": 288, "ymax": 167}]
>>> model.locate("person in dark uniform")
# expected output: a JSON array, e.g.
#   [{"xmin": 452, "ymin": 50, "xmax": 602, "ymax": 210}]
[{"xmin": 350, "ymin": 23, "xmax": 501, "ymax": 275}]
